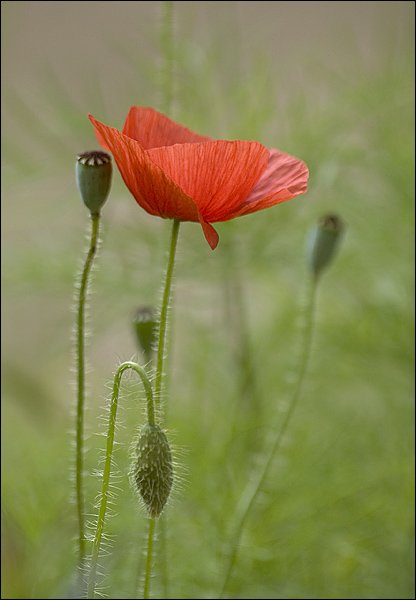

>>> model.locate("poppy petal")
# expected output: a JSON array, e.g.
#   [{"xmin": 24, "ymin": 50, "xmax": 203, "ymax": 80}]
[
  {"xmin": 234, "ymin": 149, "xmax": 309, "ymax": 217},
  {"xmin": 122, "ymin": 106, "xmax": 210, "ymax": 149},
  {"xmin": 147, "ymin": 140, "xmax": 269, "ymax": 222},
  {"xmin": 198, "ymin": 215, "xmax": 219, "ymax": 250},
  {"xmin": 89, "ymin": 114, "xmax": 200, "ymax": 221}
]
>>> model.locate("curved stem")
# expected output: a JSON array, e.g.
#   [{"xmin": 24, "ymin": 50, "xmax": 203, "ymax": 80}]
[
  {"xmin": 75, "ymin": 212, "xmax": 100, "ymax": 566},
  {"xmin": 154, "ymin": 219, "xmax": 180, "ymax": 412},
  {"xmin": 143, "ymin": 518, "xmax": 156, "ymax": 599},
  {"xmin": 219, "ymin": 275, "xmax": 319, "ymax": 598},
  {"xmin": 87, "ymin": 361, "xmax": 154, "ymax": 599}
]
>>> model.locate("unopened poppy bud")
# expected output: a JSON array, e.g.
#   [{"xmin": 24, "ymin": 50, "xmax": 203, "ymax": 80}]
[
  {"xmin": 307, "ymin": 214, "xmax": 345, "ymax": 276},
  {"xmin": 76, "ymin": 150, "xmax": 112, "ymax": 215},
  {"xmin": 133, "ymin": 307, "xmax": 157, "ymax": 362},
  {"xmin": 132, "ymin": 423, "xmax": 173, "ymax": 518}
]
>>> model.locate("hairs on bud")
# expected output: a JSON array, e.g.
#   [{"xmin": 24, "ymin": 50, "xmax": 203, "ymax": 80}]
[{"xmin": 130, "ymin": 423, "xmax": 174, "ymax": 518}]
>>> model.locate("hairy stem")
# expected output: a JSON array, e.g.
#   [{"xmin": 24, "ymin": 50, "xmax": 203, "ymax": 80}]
[
  {"xmin": 219, "ymin": 275, "xmax": 319, "ymax": 598},
  {"xmin": 87, "ymin": 361, "xmax": 154, "ymax": 599},
  {"xmin": 158, "ymin": 515, "xmax": 169, "ymax": 597},
  {"xmin": 154, "ymin": 218, "xmax": 180, "ymax": 411},
  {"xmin": 157, "ymin": 5, "xmax": 176, "ymax": 597},
  {"xmin": 75, "ymin": 212, "xmax": 100, "ymax": 566},
  {"xmin": 148, "ymin": 219, "xmax": 180, "ymax": 599},
  {"xmin": 143, "ymin": 518, "xmax": 156, "ymax": 599}
]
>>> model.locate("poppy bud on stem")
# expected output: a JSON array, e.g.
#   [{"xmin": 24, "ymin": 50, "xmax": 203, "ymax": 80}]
[
  {"xmin": 132, "ymin": 423, "xmax": 173, "ymax": 518},
  {"xmin": 88, "ymin": 217, "xmax": 180, "ymax": 599},
  {"xmin": 87, "ymin": 362, "xmax": 171, "ymax": 599},
  {"xmin": 133, "ymin": 306, "xmax": 157, "ymax": 364},
  {"xmin": 219, "ymin": 214, "xmax": 345, "ymax": 597},
  {"xmin": 307, "ymin": 214, "xmax": 345, "ymax": 279},
  {"xmin": 76, "ymin": 150, "xmax": 112, "ymax": 215},
  {"xmin": 74, "ymin": 151, "xmax": 112, "ymax": 569}
]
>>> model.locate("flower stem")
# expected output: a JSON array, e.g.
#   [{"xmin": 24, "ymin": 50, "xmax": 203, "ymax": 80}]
[
  {"xmin": 219, "ymin": 275, "xmax": 319, "ymax": 598},
  {"xmin": 154, "ymin": 218, "xmax": 180, "ymax": 412},
  {"xmin": 87, "ymin": 361, "xmax": 154, "ymax": 599},
  {"xmin": 143, "ymin": 517, "xmax": 156, "ymax": 600},
  {"xmin": 158, "ymin": 515, "xmax": 169, "ymax": 597},
  {"xmin": 138, "ymin": 218, "xmax": 179, "ymax": 600},
  {"xmin": 157, "ymin": 5, "xmax": 176, "ymax": 596},
  {"xmin": 75, "ymin": 212, "xmax": 100, "ymax": 566}
]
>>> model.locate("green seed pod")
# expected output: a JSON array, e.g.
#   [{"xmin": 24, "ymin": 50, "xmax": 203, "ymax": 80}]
[
  {"xmin": 133, "ymin": 423, "xmax": 173, "ymax": 518},
  {"xmin": 76, "ymin": 150, "xmax": 112, "ymax": 215},
  {"xmin": 307, "ymin": 214, "xmax": 345, "ymax": 277},
  {"xmin": 133, "ymin": 307, "xmax": 157, "ymax": 363}
]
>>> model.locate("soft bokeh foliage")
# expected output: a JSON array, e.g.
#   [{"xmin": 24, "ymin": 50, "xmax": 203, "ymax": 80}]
[{"xmin": 2, "ymin": 2, "xmax": 414, "ymax": 598}]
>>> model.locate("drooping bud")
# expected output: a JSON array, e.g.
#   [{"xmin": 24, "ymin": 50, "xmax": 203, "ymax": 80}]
[
  {"xmin": 307, "ymin": 214, "xmax": 345, "ymax": 277},
  {"xmin": 76, "ymin": 151, "xmax": 112, "ymax": 215},
  {"xmin": 132, "ymin": 424, "xmax": 173, "ymax": 518},
  {"xmin": 133, "ymin": 307, "xmax": 157, "ymax": 363}
]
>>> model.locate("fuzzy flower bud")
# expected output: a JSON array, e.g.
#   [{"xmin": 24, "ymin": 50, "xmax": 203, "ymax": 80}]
[
  {"xmin": 76, "ymin": 150, "xmax": 112, "ymax": 215},
  {"xmin": 132, "ymin": 424, "xmax": 173, "ymax": 518},
  {"xmin": 307, "ymin": 214, "xmax": 345, "ymax": 276}
]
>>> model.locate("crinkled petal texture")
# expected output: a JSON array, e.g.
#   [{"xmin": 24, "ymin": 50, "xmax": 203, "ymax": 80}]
[
  {"xmin": 90, "ymin": 108, "xmax": 309, "ymax": 249},
  {"xmin": 90, "ymin": 115, "xmax": 199, "ymax": 221},
  {"xmin": 146, "ymin": 141, "xmax": 270, "ymax": 222},
  {"xmin": 122, "ymin": 106, "xmax": 211, "ymax": 148},
  {"xmin": 239, "ymin": 149, "xmax": 309, "ymax": 216}
]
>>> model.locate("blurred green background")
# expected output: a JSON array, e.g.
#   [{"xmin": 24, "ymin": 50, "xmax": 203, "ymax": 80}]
[{"xmin": 1, "ymin": 2, "xmax": 414, "ymax": 598}]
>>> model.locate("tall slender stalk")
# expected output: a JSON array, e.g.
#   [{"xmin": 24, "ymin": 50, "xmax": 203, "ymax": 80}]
[
  {"xmin": 154, "ymin": 218, "xmax": 180, "ymax": 411},
  {"xmin": 143, "ymin": 518, "xmax": 156, "ymax": 599},
  {"xmin": 158, "ymin": 3, "xmax": 176, "ymax": 595},
  {"xmin": 87, "ymin": 362, "xmax": 154, "ymax": 599},
  {"xmin": 136, "ymin": 7, "xmax": 177, "ymax": 597},
  {"xmin": 140, "ymin": 218, "xmax": 180, "ymax": 599},
  {"xmin": 219, "ymin": 275, "xmax": 319, "ymax": 598},
  {"xmin": 75, "ymin": 212, "xmax": 100, "ymax": 566}
]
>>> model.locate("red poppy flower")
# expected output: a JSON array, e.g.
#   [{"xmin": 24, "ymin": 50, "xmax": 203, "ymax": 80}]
[{"xmin": 89, "ymin": 107, "xmax": 309, "ymax": 249}]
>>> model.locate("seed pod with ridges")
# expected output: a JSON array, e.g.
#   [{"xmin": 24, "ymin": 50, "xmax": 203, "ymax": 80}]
[
  {"xmin": 307, "ymin": 214, "xmax": 345, "ymax": 277},
  {"xmin": 133, "ymin": 423, "xmax": 173, "ymax": 518},
  {"xmin": 76, "ymin": 150, "xmax": 112, "ymax": 215},
  {"xmin": 133, "ymin": 306, "xmax": 157, "ymax": 363}
]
